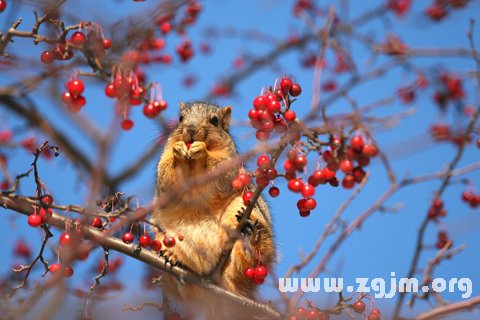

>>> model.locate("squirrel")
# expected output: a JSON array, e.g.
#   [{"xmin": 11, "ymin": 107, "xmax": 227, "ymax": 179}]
[{"xmin": 152, "ymin": 101, "xmax": 275, "ymax": 319}]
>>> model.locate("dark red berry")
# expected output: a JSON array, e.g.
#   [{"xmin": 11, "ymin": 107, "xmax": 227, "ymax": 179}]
[
  {"xmin": 289, "ymin": 83, "xmax": 302, "ymax": 96},
  {"xmin": 41, "ymin": 194, "xmax": 54, "ymax": 205},
  {"xmin": 280, "ymin": 77, "xmax": 293, "ymax": 92},
  {"xmin": 257, "ymin": 155, "xmax": 270, "ymax": 170},
  {"xmin": 64, "ymin": 266, "xmax": 74, "ymax": 277},
  {"xmin": 163, "ymin": 236, "xmax": 176, "ymax": 247},
  {"xmin": 268, "ymin": 186, "xmax": 280, "ymax": 197}
]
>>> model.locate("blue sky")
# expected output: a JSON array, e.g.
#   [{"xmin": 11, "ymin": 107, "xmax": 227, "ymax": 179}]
[{"xmin": 1, "ymin": 1, "xmax": 479, "ymax": 319}]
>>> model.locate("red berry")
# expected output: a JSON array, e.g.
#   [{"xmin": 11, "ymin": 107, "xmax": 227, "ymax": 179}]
[
  {"xmin": 91, "ymin": 217, "xmax": 103, "ymax": 228},
  {"xmin": 252, "ymin": 276, "xmax": 265, "ymax": 285},
  {"xmin": 67, "ymin": 79, "xmax": 85, "ymax": 97},
  {"xmin": 289, "ymin": 83, "xmax": 302, "ymax": 96},
  {"xmin": 280, "ymin": 77, "xmax": 293, "ymax": 92},
  {"xmin": 41, "ymin": 194, "xmax": 54, "ymax": 205},
  {"xmin": 255, "ymin": 265, "xmax": 268, "ymax": 279},
  {"xmin": 139, "ymin": 234, "xmax": 152, "ymax": 248},
  {"xmin": 323, "ymin": 150, "xmax": 334, "ymax": 163},
  {"xmin": 284, "ymin": 110, "xmax": 296, "ymax": 121},
  {"xmin": 253, "ymin": 96, "xmax": 267, "ymax": 110},
  {"xmin": 307, "ymin": 309, "xmax": 319, "ymax": 319},
  {"xmin": 269, "ymin": 186, "xmax": 280, "ymax": 197},
  {"xmin": 267, "ymin": 99, "xmax": 281, "ymax": 113},
  {"xmin": 232, "ymin": 179, "xmax": 243, "ymax": 191},
  {"xmin": 163, "ymin": 236, "xmax": 176, "ymax": 247},
  {"xmin": 340, "ymin": 160, "xmax": 353, "ymax": 174},
  {"xmin": 362, "ymin": 144, "xmax": 378, "ymax": 157},
  {"xmin": 243, "ymin": 191, "xmax": 254, "ymax": 205},
  {"xmin": 39, "ymin": 207, "xmax": 52, "ymax": 222},
  {"xmin": 143, "ymin": 102, "xmax": 161, "ymax": 118},
  {"xmin": 295, "ymin": 155, "xmax": 307, "ymax": 169},
  {"xmin": 238, "ymin": 173, "xmax": 250, "ymax": 186},
  {"xmin": 322, "ymin": 167, "xmax": 336, "ymax": 180},
  {"xmin": 122, "ymin": 232, "xmax": 134, "ymax": 244},
  {"xmin": 64, "ymin": 266, "xmax": 74, "ymax": 278},
  {"xmin": 297, "ymin": 307, "xmax": 307, "ymax": 317},
  {"xmin": 41, "ymin": 50, "xmax": 54, "ymax": 64},
  {"xmin": 257, "ymin": 155, "xmax": 270, "ymax": 170},
  {"xmin": 350, "ymin": 135, "xmax": 364, "ymax": 151},
  {"xmin": 244, "ymin": 267, "xmax": 255, "ymax": 279},
  {"xmin": 49, "ymin": 263, "xmax": 63, "ymax": 275},
  {"xmin": 105, "ymin": 83, "xmax": 117, "ymax": 98},
  {"xmin": 342, "ymin": 175, "xmax": 355, "ymax": 189},
  {"xmin": 28, "ymin": 214, "xmax": 42, "ymax": 227},
  {"xmin": 304, "ymin": 198, "xmax": 317, "ymax": 210},
  {"xmin": 121, "ymin": 119, "xmax": 134, "ymax": 131},
  {"xmin": 256, "ymin": 130, "xmax": 270, "ymax": 141},
  {"xmin": 367, "ymin": 309, "xmax": 381, "ymax": 320},
  {"xmin": 0, "ymin": 0, "xmax": 7, "ymax": 12},
  {"xmin": 70, "ymin": 31, "xmax": 86, "ymax": 46},
  {"xmin": 353, "ymin": 300, "xmax": 366, "ymax": 313},
  {"xmin": 150, "ymin": 239, "xmax": 162, "ymax": 251},
  {"xmin": 60, "ymin": 232, "xmax": 73, "ymax": 246},
  {"xmin": 288, "ymin": 178, "xmax": 304, "ymax": 193},
  {"xmin": 103, "ymin": 38, "xmax": 112, "ymax": 49},
  {"xmin": 301, "ymin": 183, "xmax": 315, "ymax": 197}
]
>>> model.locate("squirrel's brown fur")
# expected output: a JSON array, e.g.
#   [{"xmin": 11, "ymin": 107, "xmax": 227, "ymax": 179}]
[{"xmin": 153, "ymin": 101, "xmax": 275, "ymax": 319}]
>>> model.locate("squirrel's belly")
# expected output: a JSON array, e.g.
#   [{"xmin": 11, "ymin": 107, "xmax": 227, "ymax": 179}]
[{"xmin": 162, "ymin": 215, "xmax": 227, "ymax": 275}]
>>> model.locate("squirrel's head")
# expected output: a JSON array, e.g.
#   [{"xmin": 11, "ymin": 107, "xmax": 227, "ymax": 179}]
[{"xmin": 170, "ymin": 101, "xmax": 234, "ymax": 150}]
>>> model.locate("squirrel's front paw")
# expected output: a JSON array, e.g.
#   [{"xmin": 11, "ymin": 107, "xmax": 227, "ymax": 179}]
[
  {"xmin": 236, "ymin": 209, "xmax": 258, "ymax": 236},
  {"xmin": 161, "ymin": 248, "xmax": 179, "ymax": 266},
  {"xmin": 188, "ymin": 141, "xmax": 207, "ymax": 159},
  {"xmin": 173, "ymin": 141, "xmax": 189, "ymax": 160}
]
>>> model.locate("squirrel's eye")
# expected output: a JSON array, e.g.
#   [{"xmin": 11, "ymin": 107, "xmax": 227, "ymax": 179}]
[
  {"xmin": 179, "ymin": 115, "xmax": 184, "ymax": 123},
  {"xmin": 210, "ymin": 116, "xmax": 219, "ymax": 127}
]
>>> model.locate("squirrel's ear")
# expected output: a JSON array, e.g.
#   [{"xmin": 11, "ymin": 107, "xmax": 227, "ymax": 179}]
[
  {"xmin": 221, "ymin": 106, "xmax": 232, "ymax": 130},
  {"xmin": 179, "ymin": 101, "xmax": 186, "ymax": 113}
]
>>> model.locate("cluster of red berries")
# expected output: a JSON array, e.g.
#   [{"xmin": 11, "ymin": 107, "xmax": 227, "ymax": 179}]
[
  {"xmin": 433, "ymin": 73, "xmax": 465, "ymax": 106},
  {"xmin": 49, "ymin": 263, "xmax": 74, "ymax": 278},
  {"xmin": 104, "ymin": 69, "xmax": 167, "ymax": 130},
  {"xmin": 425, "ymin": 0, "xmax": 468, "ymax": 22},
  {"xmin": 143, "ymin": 85, "xmax": 168, "ymax": 119},
  {"xmin": 292, "ymin": 0, "xmax": 314, "ymax": 17},
  {"xmin": 429, "ymin": 123, "xmax": 474, "ymax": 147},
  {"xmin": 461, "ymin": 190, "xmax": 480, "ymax": 208},
  {"xmin": 427, "ymin": 197, "xmax": 446, "ymax": 219},
  {"xmin": 244, "ymin": 265, "xmax": 268, "ymax": 285},
  {"xmin": 248, "ymin": 76, "xmax": 302, "ymax": 141},
  {"xmin": 387, "ymin": 0, "xmax": 411, "ymax": 17},
  {"xmin": 41, "ymin": 25, "xmax": 111, "ymax": 65},
  {"xmin": 61, "ymin": 78, "xmax": 86, "ymax": 113},
  {"xmin": 121, "ymin": 230, "xmax": 176, "ymax": 252},
  {"xmin": 27, "ymin": 194, "xmax": 54, "ymax": 228},
  {"xmin": 291, "ymin": 306, "xmax": 329, "ymax": 320},
  {"xmin": 14, "ymin": 239, "xmax": 32, "ymax": 259},
  {"xmin": 232, "ymin": 172, "xmax": 251, "ymax": 191},
  {"xmin": 436, "ymin": 230, "xmax": 452, "ymax": 249}
]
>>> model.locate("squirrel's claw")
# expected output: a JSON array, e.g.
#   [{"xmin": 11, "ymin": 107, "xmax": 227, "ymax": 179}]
[
  {"xmin": 161, "ymin": 249, "xmax": 179, "ymax": 267},
  {"xmin": 173, "ymin": 141, "xmax": 189, "ymax": 160},
  {"xmin": 188, "ymin": 141, "xmax": 207, "ymax": 159},
  {"xmin": 236, "ymin": 209, "xmax": 258, "ymax": 236}
]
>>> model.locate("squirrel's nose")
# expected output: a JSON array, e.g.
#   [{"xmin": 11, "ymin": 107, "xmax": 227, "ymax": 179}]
[{"xmin": 186, "ymin": 127, "xmax": 196, "ymax": 136}]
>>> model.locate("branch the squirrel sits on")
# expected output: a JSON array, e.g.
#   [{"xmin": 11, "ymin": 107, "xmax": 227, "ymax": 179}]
[{"xmin": 153, "ymin": 101, "xmax": 276, "ymax": 320}]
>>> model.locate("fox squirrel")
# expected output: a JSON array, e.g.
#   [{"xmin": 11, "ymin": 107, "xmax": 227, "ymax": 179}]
[{"xmin": 153, "ymin": 101, "xmax": 275, "ymax": 319}]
